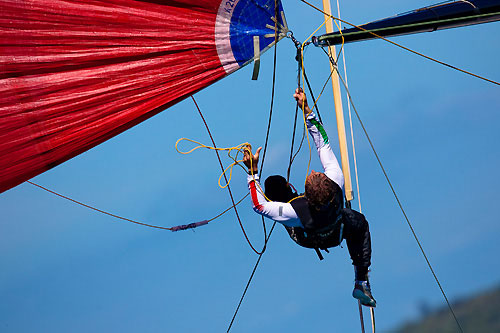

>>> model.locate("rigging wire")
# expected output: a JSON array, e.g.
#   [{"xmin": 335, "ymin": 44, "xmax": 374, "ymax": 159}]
[
  {"xmin": 286, "ymin": 43, "xmax": 305, "ymax": 182},
  {"xmin": 287, "ymin": 37, "xmax": 326, "ymax": 182},
  {"xmin": 297, "ymin": 16, "xmax": 339, "ymax": 184},
  {"xmin": 227, "ymin": 24, "xmax": 338, "ymax": 329},
  {"xmin": 227, "ymin": 47, "xmax": 310, "ymax": 333},
  {"xmin": 257, "ymin": 4, "xmax": 280, "ymax": 178},
  {"xmin": 226, "ymin": 222, "xmax": 277, "ymax": 333},
  {"xmin": 289, "ymin": 120, "xmax": 306, "ymax": 173},
  {"xmin": 296, "ymin": 15, "xmax": 369, "ymax": 329},
  {"xmin": 302, "ymin": 63, "xmax": 324, "ymax": 123},
  {"xmin": 299, "ymin": 0, "xmax": 500, "ymax": 86},
  {"xmin": 308, "ymin": 59, "xmax": 335, "ymax": 118},
  {"xmin": 226, "ymin": 1, "xmax": 281, "ymax": 329},
  {"xmin": 256, "ymin": 0, "xmax": 280, "ymax": 256},
  {"xmin": 27, "ymin": 180, "xmax": 172, "ymax": 230},
  {"xmin": 333, "ymin": 1, "xmax": 373, "ymax": 329},
  {"xmin": 332, "ymin": 0, "xmax": 363, "ymax": 213},
  {"xmin": 227, "ymin": 3, "xmax": 308, "ymax": 329},
  {"xmin": 26, "ymin": 180, "xmax": 248, "ymax": 231},
  {"xmin": 287, "ymin": 104, "xmax": 301, "ymax": 181},
  {"xmin": 322, "ymin": 48, "xmax": 464, "ymax": 333},
  {"xmin": 190, "ymin": 96, "xmax": 264, "ymax": 255}
]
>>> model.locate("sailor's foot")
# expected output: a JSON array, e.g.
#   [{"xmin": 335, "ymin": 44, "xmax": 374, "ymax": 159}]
[{"xmin": 353, "ymin": 281, "xmax": 377, "ymax": 307}]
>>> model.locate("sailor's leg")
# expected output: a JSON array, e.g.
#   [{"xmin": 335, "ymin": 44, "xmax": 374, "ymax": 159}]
[
  {"xmin": 342, "ymin": 209, "xmax": 371, "ymax": 269},
  {"xmin": 342, "ymin": 209, "xmax": 376, "ymax": 307}
]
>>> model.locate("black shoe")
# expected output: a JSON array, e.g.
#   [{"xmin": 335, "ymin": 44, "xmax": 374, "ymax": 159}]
[{"xmin": 353, "ymin": 281, "xmax": 376, "ymax": 307}]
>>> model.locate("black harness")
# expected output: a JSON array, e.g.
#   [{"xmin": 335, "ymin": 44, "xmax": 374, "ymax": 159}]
[
  {"xmin": 288, "ymin": 196, "xmax": 345, "ymax": 260},
  {"xmin": 262, "ymin": 174, "xmax": 346, "ymax": 260}
]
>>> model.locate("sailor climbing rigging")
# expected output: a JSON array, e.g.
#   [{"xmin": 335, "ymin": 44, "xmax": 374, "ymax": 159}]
[{"xmin": 243, "ymin": 88, "xmax": 376, "ymax": 307}]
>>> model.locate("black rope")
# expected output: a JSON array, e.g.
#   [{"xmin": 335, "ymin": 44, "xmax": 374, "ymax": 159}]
[
  {"xmin": 290, "ymin": 58, "xmax": 325, "ymax": 170},
  {"xmin": 286, "ymin": 45, "xmax": 303, "ymax": 182},
  {"xmin": 289, "ymin": 34, "xmax": 323, "ymax": 123},
  {"xmin": 257, "ymin": 12, "xmax": 279, "ymax": 179},
  {"xmin": 290, "ymin": 125, "xmax": 306, "ymax": 170},
  {"xmin": 228, "ymin": 33, "xmax": 318, "ymax": 331},
  {"xmin": 302, "ymin": 64, "xmax": 323, "ymax": 123},
  {"xmin": 191, "ymin": 96, "xmax": 262, "ymax": 254},
  {"xmin": 287, "ymin": 103, "xmax": 300, "ymax": 182},
  {"xmin": 321, "ymin": 48, "xmax": 464, "ymax": 333},
  {"xmin": 290, "ymin": 47, "xmax": 339, "ymax": 172},
  {"xmin": 286, "ymin": 36, "xmax": 318, "ymax": 180},
  {"xmin": 226, "ymin": 2, "xmax": 280, "ymax": 330},
  {"xmin": 226, "ymin": 223, "xmax": 277, "ymax": 332}
]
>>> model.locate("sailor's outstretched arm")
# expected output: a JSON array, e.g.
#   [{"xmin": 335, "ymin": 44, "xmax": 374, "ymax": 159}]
[
  {"xmin": 242, "ymin": 144, "xmax": 301, "ymax": 227},
  {"xmin": 294, "ymin": 89, "xmax": 344, "ymax": 188},
  {"xmin": 246, "ymin": 174, "xmax": 301, "ymax": 227},
  {"xmin": 306, "ymin": 111, "xmax": 344, "ymax": 188}
]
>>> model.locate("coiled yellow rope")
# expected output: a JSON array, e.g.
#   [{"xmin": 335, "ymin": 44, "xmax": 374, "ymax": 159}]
[{"xmin": 175, "ymin": 138, "xmax": 303, "ymax": 203}]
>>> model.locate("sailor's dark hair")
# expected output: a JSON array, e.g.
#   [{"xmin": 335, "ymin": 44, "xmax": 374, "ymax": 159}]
[
  {"xmin": 264, "ymin": 175, "xmax": 296, "ymax": 202},
  {"xmin": 305, "ymin": 172, "xmax": 343, "ymax": 211}
]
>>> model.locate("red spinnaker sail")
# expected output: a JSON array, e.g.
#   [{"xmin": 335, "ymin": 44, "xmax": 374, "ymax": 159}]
[{"xmin": 0, "ymin": 0, "xmax": 286, "ymax": 193}]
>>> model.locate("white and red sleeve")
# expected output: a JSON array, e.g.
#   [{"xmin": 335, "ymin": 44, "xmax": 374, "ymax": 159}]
[
  {"xmin": 306, "ymin": 112, "xmax": 344, "ymax": 189},
  {"xmin": 247, "ymin": 174, "xmax": 302, "ymax": 228}
]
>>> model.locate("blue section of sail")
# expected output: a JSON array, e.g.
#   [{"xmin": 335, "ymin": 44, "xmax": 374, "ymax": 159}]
[{"xmin": 229, "ymin": 0, "xmax": 285, "ymax": 67}]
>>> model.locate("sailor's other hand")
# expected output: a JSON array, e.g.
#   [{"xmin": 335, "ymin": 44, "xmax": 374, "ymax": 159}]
[
  {"xmin": 293, "ymin": 88, "xmax": 312, "ymax": 115},
  {"xmin": 243, "ymin": 144, "xmax": 261, "ymax": 175}
]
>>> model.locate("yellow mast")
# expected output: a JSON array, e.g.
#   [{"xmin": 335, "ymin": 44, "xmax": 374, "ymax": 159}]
[{"xmin": 321, "ymin": 0, "xmax": 353, "ymax": 202}]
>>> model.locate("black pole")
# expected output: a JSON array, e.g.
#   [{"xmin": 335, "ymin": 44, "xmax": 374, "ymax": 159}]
[{"xmin": 314, "ymin": 0, "xmax": 500, "ymax": 46}]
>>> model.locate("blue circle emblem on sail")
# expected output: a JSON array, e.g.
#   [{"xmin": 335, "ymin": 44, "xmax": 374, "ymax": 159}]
[{"xmin": 229, "ymin": 0, "xmax": 285, "ymax": 67}]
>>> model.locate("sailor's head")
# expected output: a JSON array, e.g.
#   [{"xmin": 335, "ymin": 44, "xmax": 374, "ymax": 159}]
[{"xmin": 305, "ymin": 171, "xmax": 343, "ymax": 213}]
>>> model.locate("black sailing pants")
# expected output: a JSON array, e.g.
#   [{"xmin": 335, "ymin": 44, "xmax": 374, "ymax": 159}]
[{"xmin": 341, "ymin": 208, "xmax": 372, "ymax": 268}]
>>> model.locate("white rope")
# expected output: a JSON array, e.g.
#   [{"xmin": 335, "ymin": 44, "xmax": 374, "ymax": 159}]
[
  {"xmin": 335, "ymin": 0, "xmax": 362, "ymax": 213},
  {"xmin": 335, "ymin": 1, "xmax": 374, "ymax": 332}
]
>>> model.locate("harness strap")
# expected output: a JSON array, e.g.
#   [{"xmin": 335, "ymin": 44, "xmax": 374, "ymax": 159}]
[
  {"xmin": 314, "ymin": 248, "xmax": 324, "ymax": 260},
  {"xmin": 338, "ymin": 222, "xmax": 344, "ymax": 244}
]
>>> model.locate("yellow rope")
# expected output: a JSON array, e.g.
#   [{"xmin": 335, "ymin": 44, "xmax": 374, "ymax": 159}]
[
  {"xmin": 333, "ymin": 19, "xmax": 345, "ymax": 61},
  {"xmin": 297, "ymin": 15, "xmax": 348, "ymax": 188},
  {"xmin": 177, "ymin": 17, "xmax": 348, "ymax": 205},
  {"xmin": 175, "ymin": 138, "xmax": 250, "ymax": 189},
  {"xmin": 307, "ymin": 18, "xmax": 345, "ymax": 113},
  {"xmin": 298, "ymin": 20, "xmax": 331, "ymax": 186},
  {"xmin": 333, "ymin": 2, "xmax": 363, "ymax": 212},
  {"xmin": 176, "ymin": 138, "xmax": 304, "ymax": 204}
]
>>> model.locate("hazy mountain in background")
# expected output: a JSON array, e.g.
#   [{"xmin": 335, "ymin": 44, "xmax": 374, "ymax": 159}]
[{"xmin": 394, "ymin": 284, "xmax": 500, "ymax": 333}]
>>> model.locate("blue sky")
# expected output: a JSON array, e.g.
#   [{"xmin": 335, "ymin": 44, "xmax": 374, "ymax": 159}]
[{"xmin": 1, "ymin": 1, "xmax": 499, "ymax": 332}]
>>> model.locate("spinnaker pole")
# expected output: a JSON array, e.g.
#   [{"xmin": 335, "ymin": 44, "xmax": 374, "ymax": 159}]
[{"xmin": 314, "ymin": 0, "xmax": 500, "ymax": 46}]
